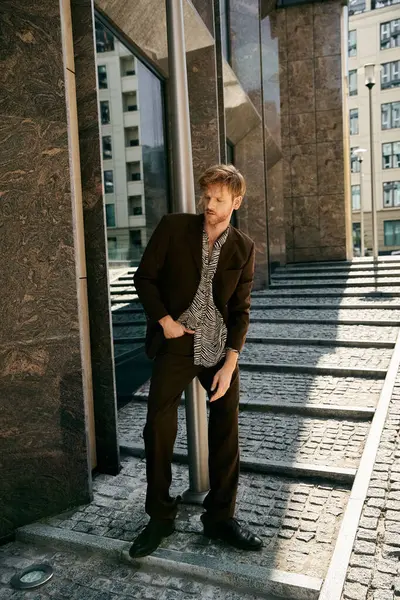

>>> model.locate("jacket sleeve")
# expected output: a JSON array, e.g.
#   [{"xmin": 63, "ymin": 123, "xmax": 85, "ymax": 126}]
[
  {"xmin": 133, "ymin": 215, "xmax": 170, "ymax": 322},
  {"xmin": 226, "ymin": 242, "xmax": 255, "ymax": 353}
]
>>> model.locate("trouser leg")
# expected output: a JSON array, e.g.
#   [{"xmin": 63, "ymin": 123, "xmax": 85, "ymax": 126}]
[
  {"xmin": 144, "ymin": 351, "xmax": 199, "ymax": 520},
  {"xmin": 197, "ymin": 362, "xmax": 240, "ymax": 522}
]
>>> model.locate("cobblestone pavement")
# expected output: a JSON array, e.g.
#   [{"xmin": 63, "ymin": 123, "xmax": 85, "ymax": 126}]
[
  {"xmin": 0, "ymin": 540, "xmax": 267, "ymax": 600},
  {"xmin": 247, "ymin": 323, "xmax": 399, "ymax": 342},
  {"xmin": 118, "ymin": 403, "xmax": 369, "ymax": 469},
  {"xmin": 250, "ymin": 308, "xmax": 400, "ymax": 322},
  {"xmin": 134, "ymin": 372, "xmax": 383, "ymax": 409},
  {"xmin": 240, "ymin": 344, "xmax": 392, "ymax": 371},
  {"xmin": 35, "ymin": 456, "xmax": 349, "ymax": 580},
  {"xmin": 341, "ymin": 373, "xmax": 400, "ymax": 600}
]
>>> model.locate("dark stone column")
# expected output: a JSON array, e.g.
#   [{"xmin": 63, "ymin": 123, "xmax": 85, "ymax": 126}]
[
  {"xmin": 0, "ymin": 0, "xmax": 91, "ymax": 540},
  {"xmin": 71, "ymin": 0, "xmax": 120, "ymax": 475}
]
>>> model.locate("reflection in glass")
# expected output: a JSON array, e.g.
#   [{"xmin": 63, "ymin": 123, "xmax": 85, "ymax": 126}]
[
  {"xmin": 100, "ymin": 101, "xmax": 110, "ymax": 124},
  {"xmin": 98, "ymin": 65, "xmax": 108, "ymax": 89},
  {"xmin": 95, "ymin": 20, "xmax": 115, "ymax": 53},
  {"xmin": 104, "ymin": 170, "xmax": 114, "ymax": 193},
  {"xmin": 106, "ymin": 204, "xmax": 116, "ymax": 227},
  {"xmin": 102, "ymin": 136, "xmax": 112, "ymax": 160}
]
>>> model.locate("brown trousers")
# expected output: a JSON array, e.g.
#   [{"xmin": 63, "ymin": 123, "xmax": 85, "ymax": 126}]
[{"xmin": 143, "ymin": 334, "xmax": 240, "ymax": 522}]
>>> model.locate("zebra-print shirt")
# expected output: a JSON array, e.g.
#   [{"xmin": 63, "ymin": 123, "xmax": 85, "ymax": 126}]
[{"xmin": 177, "ymin": 225, "xmax": 238, "ymax": 367}]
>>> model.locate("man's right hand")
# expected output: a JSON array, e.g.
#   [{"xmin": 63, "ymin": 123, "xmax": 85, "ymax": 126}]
[{"xmin": 159, "ymin": 315, "xmax": 195, "ymax": 339}]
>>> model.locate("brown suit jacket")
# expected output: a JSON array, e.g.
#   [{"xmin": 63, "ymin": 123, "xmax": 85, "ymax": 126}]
[{"xmin": 133, "ymin": 213, "xmax": 255, "ymax": 359}]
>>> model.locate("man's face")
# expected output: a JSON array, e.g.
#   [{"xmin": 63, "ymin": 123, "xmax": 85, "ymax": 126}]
[{"xmin": 202, "ymin": 183, "xmax": 241, "ymax": 227}]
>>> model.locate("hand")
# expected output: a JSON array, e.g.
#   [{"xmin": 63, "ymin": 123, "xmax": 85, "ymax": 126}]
[
  {"xmin": 210, "ymin": 366, "xmax": 234, "ymax": 402},
  {"xmin": 159, "ymin": 315, "xmax": 195, "ymax": 339}
]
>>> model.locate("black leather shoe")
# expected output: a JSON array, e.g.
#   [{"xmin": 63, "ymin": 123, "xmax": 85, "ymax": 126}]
[
  {"xmin": 201, "ymin": 514, "xmax": 263, "ymax": 551},
  {"xmin": 129, "ymin": 518, "xmax": 175, "ymax": 558}
]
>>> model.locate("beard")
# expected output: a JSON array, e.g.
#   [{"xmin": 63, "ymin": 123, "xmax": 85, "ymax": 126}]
[{"xmin": 204, "ymin": 210, "xmax": 230, "ymax": 226}]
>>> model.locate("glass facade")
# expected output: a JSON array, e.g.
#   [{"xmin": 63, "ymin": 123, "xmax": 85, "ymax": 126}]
[
  {"xmin": 352, "ymin": 184, "xmax": 361, "ymax": 211},
  {"xmin": 384, "ymin": 220, "xmax": 400, "ymax": 246}
]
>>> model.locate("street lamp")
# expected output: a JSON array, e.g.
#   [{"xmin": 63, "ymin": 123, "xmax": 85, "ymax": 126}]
[
  {"xmin": 364, "ymin": 63, "xmax": 378, "ymax": 261},
  {"xmin": 352, "ymin": 148, "xmax": 367, "ymax": 257}
]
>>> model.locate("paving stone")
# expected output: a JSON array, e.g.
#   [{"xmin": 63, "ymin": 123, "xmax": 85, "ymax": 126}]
[
  {"xmin": 118, "ymin": 403, "xmax": 369, "ymax": 469},
  {"xmin": 241, "ymin": 343, "xmax": 391, "ymax": 370}
]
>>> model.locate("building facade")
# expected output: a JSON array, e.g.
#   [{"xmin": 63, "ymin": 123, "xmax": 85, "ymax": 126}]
[
  {"xmin": 349, "ymin": 0, "xmax": 400, "ymax": 254},
  {"xmin": 1, "ymin": 0, "xmax": 348, "ymax": 542}
]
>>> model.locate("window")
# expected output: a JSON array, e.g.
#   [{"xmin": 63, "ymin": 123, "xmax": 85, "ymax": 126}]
[
  {"xmin": 384, "ymin": 220, "xmax": 400, "ymax": 246},
  {"xmin": 104, "ymin": 170, "xmax": 114, "ymax": 194},
  {"xmin": 382, "ymin": 102, "xmax": 400, "ymax": 129},
  {"xmin": 383, "ymin": 181, "xmax": 400, "ymax": 207},
  {"xmin": 348, "ymin": 30, "xmax": 357, "ymax": 56},
  {"xmin": 98, "ymin": 65, "xmax": 108, "ymax": 89},
  {"xmin": 381, "ymin": 61, "xmax": 400, "ymax": 90},
  {"xmin": 353, "ymin": 223, "xmax": 361, "ymax": 248},
  {"xmin": 128, "ymin": 196, "xmax": 143, "ymax": 216},
  {"xmin": 349, "ymin": 70, "xmax": 358, "ymax": 96},
  {"xmin": 350, "ymin": 109, "xmax": 359, "ymax": 135},
  {"xmin": 349, "ymin": 0, "xmax": 366, "ymax": 15},
  {"xmin": 130, "ymin": 230, "xmax": 142, "ymax": 247},
  {"xmin": 383, "ymin": 142, "xmax": 400, "ymax": 169},
  {"xmin": 381, "ymin": 20, "xmax": 400, "ymax": 50},
  {"xmin": 95, "ymin": 20, "xmax": 114, "ymax": 53},
  {"xmin": 351, "ymin": 147, "xmax": 361, "ymax": 173},
  {"xmin": 102, "ymin": 136, "xmax": 112, "ymax": 160},
  {"xmin": 100, "ymin": 100, "xmax": 110, "ymax": 125},
  {"xmin": 372, "ymin": 0, "xmax": 400, "ymax": 8},
  {"xmin": 352, "ymin": 185, "xmax": 361, "ymax": 211},
  {"xmin": 106, "ymin": 204, "xmax": 116, "ymax": 227},
  {"xmin": 107, "ymin": 237, "xmax": 117, "ymax": 249}
]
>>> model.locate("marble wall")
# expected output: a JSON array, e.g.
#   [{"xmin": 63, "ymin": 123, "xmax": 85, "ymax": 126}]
[
  {"xmin": 0, "ymin": 0, "xmax": 91, "ymax": 540},
  {"xmin": 272, "ymin": 0, "xmax": 346, "ymax": 262}
]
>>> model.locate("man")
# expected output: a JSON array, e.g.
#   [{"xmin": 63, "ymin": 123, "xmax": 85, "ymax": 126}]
[{"xmin": 129, "ymin": 164, "xmax": 262, "ymax": 558}]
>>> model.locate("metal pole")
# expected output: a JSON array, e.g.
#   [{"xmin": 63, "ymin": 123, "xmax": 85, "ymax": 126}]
[
  {"xmin": 165, "ymin": 0, "xmax": 210, "ymax": 503},
  {"xmin": 359, "ymin": 157, "xmax": 365, "ymax": 258},
  {"xmin": 368, "ymin": 85, "xmax": 378, "ymax": 261}
]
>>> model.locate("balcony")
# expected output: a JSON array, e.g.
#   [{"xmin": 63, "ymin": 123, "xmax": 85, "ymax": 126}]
[
  {"xmin": 121, "ymin": 75, "xmax": 138, "ymax": 93},
  {"xmin": 127, "ymin": 181, "xmax": 144, "ymax": 196},
  {"xmin": 123, "ymin": 111, "xmax": 140, "ymax": 128},
  {"xmin": 125, "ymin": 145, "xmax": 142, "ymax": 163},
  {"xmin": 129, "ymin": 215, "xmax": 146, "ymax": 228}
]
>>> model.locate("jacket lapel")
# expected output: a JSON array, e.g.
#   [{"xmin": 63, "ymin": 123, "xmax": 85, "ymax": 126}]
[
  {"xmin": 216, "ymin": 226, "xmax": 237, "ymax": 273},
  {"xmin": 187, "ymin": 214, "xmax": 203, "ymax": 276}
]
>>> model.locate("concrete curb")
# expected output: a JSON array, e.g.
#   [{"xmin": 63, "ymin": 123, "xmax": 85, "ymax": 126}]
[
  {"xmin": 120, "ymin": 444, "xmax": 356, "ymax": 484},
  {"xmin": 16, "ymin": 523, "xmax": 322, "ymax": 600},
  {"xmin": 319, "ymin": 329, "xmax": 400, "ymax": 600},
  {"xmin": 239, "ymin": 362, "xmax": 387, "ymax": 378}
]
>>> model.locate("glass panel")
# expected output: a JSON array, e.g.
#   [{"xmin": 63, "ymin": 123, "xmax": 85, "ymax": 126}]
[
  {"xmin": 349, "ymin": 70, "xmax": 358, "ymax": 95},
  {"xmin": 348, "ymin": 30, "xmax": 357, "ymax": 56},
  {"xmin": 393, "ymin": 102, "xmax": 400, "ymax": 128},
  {"xmin": 106, "ymin": 203, "xmax": 116, "ymax": 227},
  {"xmin": 95, "ymin": 20, "xmax": 115, "ymax": 53},
  {"xmin": 95, "ymin": 15, "xmax": 170, "ymax": 400},
  {"xmin": 384, "ymin": 182, "xmax": 393, "ymax": 206},
  {"xmin": 394, "ymin": 182, "xmax": 400, "ymax": 206},
  {"xmin": 102, "ymin": 136, "xmax": 112, "ymax": 160},
  {"xmin": 384, "ymin": 221, "xmax": 394, "ymax": 246},
  {"xmin": 100, "ymin": 100, "xmax": 110, "ymax": 124},
  {"xmin": 349, "ymin": 0, "xmax": 366, "ymax": 14},
  {"xmin": 350, "ymin": 109, "xmax": 359, "ymax": 135},
  {"xmin": 382, "ymin": 104, "xmax": 390, "ymax": 129},
  {"xmin": 98, "ymin": 65, "xmax": 108, "ymax": 89},
  {"xmin": 352, "ymin": 185, "xmax": 361, "ymax": 210}
]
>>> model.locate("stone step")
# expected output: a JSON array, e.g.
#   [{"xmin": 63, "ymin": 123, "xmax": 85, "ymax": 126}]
[
  {"xmin": 133, "ymin": 370, "xmax": 382, "ymax": 410},
  {"xmin": 111, "ymin": 297, "xmax": 139, "ymax": 304},
  {"xmin": 250, "ymin": 317, "xmax": 399, "ymax": 327},
  {"xmin": 241, "ymin": 343, "xmax": 391, "ymax": 372},
  {"xmin": 272, "ymin": 271, "xmax": 400, "ymax": 281},
  {"xmin": 247, "ymin": 322, "xmax": 398, "ymax": 342},
  {"xmin": 287, "ymin": 258, "xmax": 400, "ymax": 268},
  {"xmin": 252, "ymin": 289, "xmax": 400, "ymax": 297},
  {"xmin": 119, "ymin": 403, "xmax": 368, "ymax": 475},
  {"xmin": 251, "ymin": 308, "xmax": 400, "ymax": 322},
  {"xmin": 251, "ymin": 296, "xmax": 400, "ymax": 308},
  {"xmin": 270, "ymin": 279, "xmax": 400, "ymax": 289},
  {"xmin": 19, "ymin": 454, "xmax": 352, "ymax": 599},
  {"xmin": 274, "ymin": 264, "xmax": 400, "ymax": 274}
]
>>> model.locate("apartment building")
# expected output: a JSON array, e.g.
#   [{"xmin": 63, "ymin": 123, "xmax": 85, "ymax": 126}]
[
  {"xmin": 349, "ymin": 0, "xmax": 400, "ymax": 254},
  {"xmin": 95, "ymin": 21, "xmax": 149, "ymax": 263}
]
